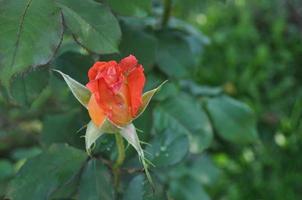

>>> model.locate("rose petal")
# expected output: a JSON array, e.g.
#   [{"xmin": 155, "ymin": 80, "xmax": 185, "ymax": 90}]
[
  {"xmin": 127, "ymin": 65, "xmax": 145, "ymax": 117},
  {"xmin": 98, "ymin": 78, "xmax": 132, "ymax": 126},
  {"xmin": 87, "ymin": 94, "xmax": 106, "ymax": 127},
  {"xmin": 119, "ymin": 54, "xmax": 138, "ymax": 74},
  {"xmin": 88, "ymin": 61, "xmax": 107, "ymax": 81},
  {"xmin": 86, "ymin": 80, "xmax": 98, "ymax": 93}
]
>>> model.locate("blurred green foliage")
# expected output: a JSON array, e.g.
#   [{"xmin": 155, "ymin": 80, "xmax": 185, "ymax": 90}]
[
  {"xmin": 176, "ymin": 0, "xmax": 302, "ymax": 199},
  {"xmin": 0, "ymin": 0, "xmax": 301, "ymax": 199}
]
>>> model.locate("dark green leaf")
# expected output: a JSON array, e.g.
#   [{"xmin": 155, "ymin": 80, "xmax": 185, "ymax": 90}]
[
  {"xmin": 10, "ymin": 68, "xmax": 50, "ymax": 106},
  {"xmin": 11, "ymin": 147, "xmax": 42, "ymax": 161},
  {"xmin": 146, "ymin": 130, "xmax": 189, "ymax": 167},
  {"xmin": 50, "ymin": 173, "xmax": 80, "ymax": 199},
  {"xmin": 123, "ymin": 175, "xmax": 145, "ymax": 200},
  {"xmin": 56, "ymin": 0, "xmax": 121, "ymax": 54},
  {"xmin": 123, "ymin": 175, "xmax": 164, "ymax": 200},
  {"xmin": 106, "ymin": 0, "xmax": 151, "ymax": 16},
  {"xmin": 180, "ymin": 80, "xmax": 222, "ymax": 97},
  {"xmin": 188, "ymin": 154, "xmax": 220, "ymax": 186},
  {"xmin": 154, "ymin": 94, "xmax": 213, "ymax": 153},
  {"xmin": 144, "ymin": 72, "xmax": 166, "ymax": 91},
  {"xmin": 169, "ymin": 177, "xmax": 210, "ymax": 200},
  {"xmin": 133, "ymin": 104, "xmax": 153, "ymax": 141},
  {"xmin": 155, "ymin": 31, "xmax": 195, "ymax": 78},
  {"xmin": 79, "ymin": 159, "xmax": 114, "ymax": 200},
  {"xmin": 154, "ymin": 82, "xmax": 179, "ymax": 101},
  {"xmin": 169, "ymin": 18, "xmax": 209, "ymax": 64},
  {"xmin": 53, "ymin": 51, "xmax": 94, "ymax": 83},
  {"xmin": 6, "ymin": 144, "xmax": 87, "ymax": 200},
  {"xmin": 0, "ymin": 0, "xmax": 63, "ymax": 87},
  {"xmin": 206, "ymin": 95, "xmax": 258, "ymax": 144},
  {"xmin": 0, "ymin": 160, "xmax": 14, "ymax": 181},
  {"xmin": 120, "ymin": 24, "xmax": 157, "ymax": 71},
  {"xmin": 41, "ymin": 110, "xmax": 85, "ymax": 148}
]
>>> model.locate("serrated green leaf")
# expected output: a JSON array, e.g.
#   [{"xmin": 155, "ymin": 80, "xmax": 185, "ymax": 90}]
[
  {"xmin": 154, "ymin": 94, "xmax": 213, "ymax": 153},
  {"xmin": 123, "ymin": 175, "xmax": 145, "ymax": 200},
  {"xmin": 10, "ymin": 68, "xmax": 50, "ymax": 107},
  {"xmin": 50, "ymin": 173, "xmax": 80, "ymax": 199},
  {"xmin": 146, "ymin": 130, "xmax": 189, "ymax": 167},
  {"xmin": 53, "ymin": 69, "xmax": 91, "ymax": 108},
  {"xmin": 155, "ymin": 31, "xmax": 195, "ymax": 78},
  {"xmin": 79, "ymin": 159, "xmax": 114, "ymax": 200},
  {"xmin": 0, "ymin": 0, "xmax": 63, "ymax": 87},
  {"xmin": 169, "ymin": 177, "xmax": 210, "ymax": 200},
  {"xmin": 6, "ymin": 144, "xmax": 87, "ymax": 200},
  {"xmin": 53, "ymin": 51, "xmax": 94, "ymax": 83},
  {"xmin": 153, "ymin": 82, "xmax": 179, "ymax": 101},
  {"xmin": 55, "ymin": 0, "xmax": 121, "ymax": 54},
  {"xmin": 206, "ymin": 95, "xmax": 258, "ymax": 144},
  {"xmin": 106, "ymin": 0, "xmax": 151, "ymax": 17},
  {"xmin": 41, "ymin": 110, "xmax": 85, "ymax": 148},
  {"xmin": 189, "ymin": 154, "xmax": 220, "ymax": 186},
  {"xmin": 119, "ymin": 24, "xmax": 157, "ymax": 71}
]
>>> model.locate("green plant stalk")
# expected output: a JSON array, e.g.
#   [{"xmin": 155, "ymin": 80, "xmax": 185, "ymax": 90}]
[
  {"xmin": 161, "ymin": 0, "xmax": 172, "ymax": 28},
  {"xmin": 113, "ymin": 133, "xmax": 125, "ymax": 188}
]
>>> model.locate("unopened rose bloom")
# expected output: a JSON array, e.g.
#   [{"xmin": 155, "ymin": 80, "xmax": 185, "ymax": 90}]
[{"xmin": 86, "ymin": 55, "xmax": 145, "ymax": 127}]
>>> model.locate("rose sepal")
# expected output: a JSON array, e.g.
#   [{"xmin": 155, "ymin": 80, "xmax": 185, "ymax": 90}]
[
  {"xmin": 85, "ymin": 121, "xmax": 154, "ymax": 187},
  {"xmin": 85, "ymin": 118, "xmax": 120, "ymax": 154},
  {"xmin": 52, "ymin": 69, "xmax": 91, "ymax": 108},
  {"xmin": 135, "ymin": 80, "xmax": 167, "ymax": 119}
]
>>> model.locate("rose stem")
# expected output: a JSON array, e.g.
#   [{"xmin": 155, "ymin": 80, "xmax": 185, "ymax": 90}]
[{"xmin": 113, "ymin": 133, "xmax": 125, "ymax": 189}]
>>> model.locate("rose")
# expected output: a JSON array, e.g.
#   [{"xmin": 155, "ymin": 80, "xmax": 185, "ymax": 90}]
[
  {"xmin": 86, "ymin": 55, "xmax": 145, "ymax": 127},
  {"xmin": 55, "ymin": 54, "xmax": 164, "ymax": 186}
]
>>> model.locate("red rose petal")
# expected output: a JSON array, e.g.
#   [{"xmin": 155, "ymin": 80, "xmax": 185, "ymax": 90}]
[
  {"xmin": 98, "ymin": 77, "xmax": 132, "ymax": 126},
  {"xmin": 127, "ymin": 65, "xmax": 145, "ymax": 117},
  {"xmin": 86, "ymin": 56, "xmax": 146, "ymax": 126},
  {"xmin": 88, "ymin": 61, "xmax": 107, "ymax": 81},
  {"xmin": 119, "ymin": 54, "xmax": 138, "ymax": 74}
]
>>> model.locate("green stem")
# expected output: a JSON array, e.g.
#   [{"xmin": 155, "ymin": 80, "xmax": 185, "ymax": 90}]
[
  {"xmin": 161, "ymin": 0, "xmax": 172, "ymax": 28},
  {"xmin": 113, "ymin": 133, "xmax": 125, "ymax": 188}
]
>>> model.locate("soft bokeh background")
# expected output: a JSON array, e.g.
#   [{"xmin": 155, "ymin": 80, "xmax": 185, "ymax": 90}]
[
  {"xmin": 0, "ymin": 0, "xmax": 301, "ymax": 199},
  {"xmin": 182, "ymin": 1, "xmax": 302, "ymax": 199}
]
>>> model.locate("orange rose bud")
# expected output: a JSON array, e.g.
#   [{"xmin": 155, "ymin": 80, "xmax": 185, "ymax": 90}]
[{"xmin": 86, "ymin": 55, "xmax": 146, "ymax": 127}]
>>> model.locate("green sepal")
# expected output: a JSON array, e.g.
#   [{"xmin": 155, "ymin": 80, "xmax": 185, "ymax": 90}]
[
  {"xmin": 53, "ymin": 69, "xmax": 91, "ymax": 108},
  {"xmin": 135, "ymin": 80, "xmax": 167, "ymax": 119},
  {"xmin": 85, "ymin": 119, "xmax": 120, "ymax": 154},
  {"xmin": 119, "ymin": 123, "xmax": 154, "ymax": 189}
]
